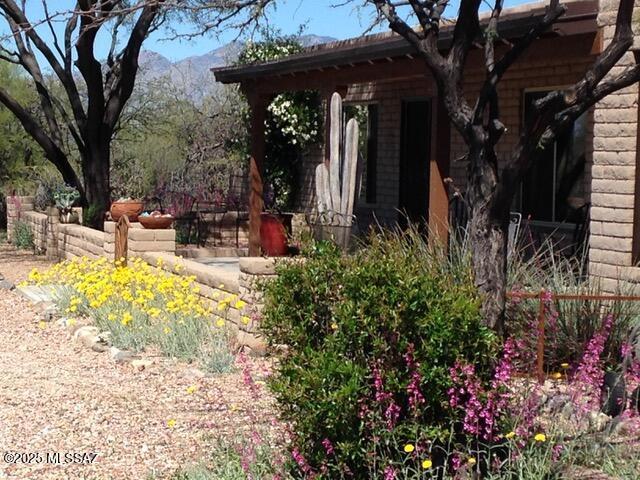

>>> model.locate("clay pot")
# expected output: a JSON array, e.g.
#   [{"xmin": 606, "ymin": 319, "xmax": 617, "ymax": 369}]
[
  {"xmin": 139, "ymin": 215, "xmax": 174, "ymax": 229},
  {"xmin": 110, "ymin": 201, "xmax": 144, "ymax": 222},
  {"xmin": 260, "ymin": 213, "xmax": 289, "ymax": 256}
]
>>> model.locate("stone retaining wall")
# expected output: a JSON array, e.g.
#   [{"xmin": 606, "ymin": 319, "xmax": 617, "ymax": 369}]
[
  {"xmin": 137, "ymin": 252, "xmax": 281, "ymax": 354},
  {"xmin": 57, "ymin": 223, "xmax": 108, "ymax": 259},
  {"xmin": 6, "ymin": 195, "xmax": 34, "ymax": 244},
  {"xmin": 57, "ymin": 221, "xmax": 176, "ymax": 260},
  {"xmin": 22, "ymin": 210, "xmax": 48, "ymax": 255},
  {"xmin": 103, "ymin": 222, "xmax": 176, "ymax": 257}
]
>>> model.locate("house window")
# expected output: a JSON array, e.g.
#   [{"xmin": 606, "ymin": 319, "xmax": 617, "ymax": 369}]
[
  {"xmin": 344, "ymin": 104, "xmax": 378, "ymax": 204},
  {"xmin": 519, "ymin": 90, "xmax": 588, "ymax": 223}
]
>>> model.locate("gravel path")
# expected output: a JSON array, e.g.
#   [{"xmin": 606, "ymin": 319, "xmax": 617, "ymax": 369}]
[{"xmin": 0, "ymin": 244, "xmax": 278, "ymax": 479}]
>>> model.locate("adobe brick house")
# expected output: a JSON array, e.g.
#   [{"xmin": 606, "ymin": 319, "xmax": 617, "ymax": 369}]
[{"xmin": 214, "ymin": 0, "xmax": 640, "ymax": 292}]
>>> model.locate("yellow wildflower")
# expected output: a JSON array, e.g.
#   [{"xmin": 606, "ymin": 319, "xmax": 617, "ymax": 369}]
[
  {"xmin": 107, "ymin": 313, "xmax": 116, "ymax": 321},
  {"xmin": 331, "ymin": 322, "xmax": 338, "ymax": 330},
  {"xmin": 241, "ymin": 316, "xmax": 251, "ymax": 325},
  {"xmin": 215, "ymin": 318, "xmax": 225, "ymax": 328},
  {"xmin": 468, "ymin": 457, "xmax": 477, "ymax": 465},
  {"xmin": 121, "ymin": 312, "xmax": 133, "ymax": 326},
  {"xmin": 163, "ymin": 327, "xmax": 171, "ymax": 335},
  {"xmin": 422, "ymin": 459, "xmax": 432, "ymax": 469},
  {"xmin": 560, "ymin": 363, "xmax": 570, "ymax": 369},
  {"xmin": 534, "ymin": 433, "xmax": 547, "ymax": 442},
  {"xmin": 167, "ymin": 419, "xmax": 176, "ymax": 429},
  {"xmin": 234, "ymin": 300, "xmax": 247, "ymax": 309},
  {"xmin": 186, "ymin": 385, "xmax": 198, "ymax": 395},
  {"xmin": 403, "ymin": 444, "xmax": 415, "ymax": 453},
  {"xmin": 551, "ymin": 372, "xmax": 562, "ymax": 380},
  {"xmin": 505, "ymin": 431, "xmax": 516, "ymax": 440},
  {"xmin": 38, "ymin": 321, "xmax": 47, "ymax": 330}
]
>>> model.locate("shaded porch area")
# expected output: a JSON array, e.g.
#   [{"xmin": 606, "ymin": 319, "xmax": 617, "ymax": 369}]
[{"xmin": 212, "ymin": 1, "xmax": 599, "ymax": 255}]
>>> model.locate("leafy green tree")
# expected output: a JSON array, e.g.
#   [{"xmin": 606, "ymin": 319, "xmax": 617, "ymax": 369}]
[
  {"xmin": 0, "ymin": 63, "xmax": 45, "ymax": 194},
  {"xmin": 0, "ymin": 0, "xmax": 276, "ymax": 228}
]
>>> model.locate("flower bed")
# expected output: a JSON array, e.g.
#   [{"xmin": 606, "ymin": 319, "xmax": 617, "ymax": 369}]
[{"xmin": 26, "ymin": 256, "xmax": 240, "ymax": 372}]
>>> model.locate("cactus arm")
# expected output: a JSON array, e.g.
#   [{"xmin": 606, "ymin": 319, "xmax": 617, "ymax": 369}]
[
  {"xmin": 342, "ymin": 118, "xmax": 359, "ymax": 226},
  {"xmin": 315, "ymin": 163, "xmax": 329, "ymax": 214},
  {"xmin": 329, "ymin": 92, "xmax": 342, "ymax": 217}
]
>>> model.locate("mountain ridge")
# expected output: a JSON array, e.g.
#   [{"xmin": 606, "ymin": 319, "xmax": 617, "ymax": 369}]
[{"xmin": 137, "ymin": 34, "xmax": 337, "ymax": 100}]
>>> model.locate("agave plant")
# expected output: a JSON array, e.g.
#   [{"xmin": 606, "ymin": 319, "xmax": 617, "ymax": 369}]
[{"xmin": 53, "ymin": 184, "xmax": 80, "ymax": 214}]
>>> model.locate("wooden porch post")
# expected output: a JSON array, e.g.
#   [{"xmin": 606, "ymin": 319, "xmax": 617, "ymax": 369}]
[
  {"xmin": 245, "ymin": 90, "xmax": 269, "ymax": 256},
  {"xmin": 428, "ymin": 97, "xmax": 451, "ymax": 242}
]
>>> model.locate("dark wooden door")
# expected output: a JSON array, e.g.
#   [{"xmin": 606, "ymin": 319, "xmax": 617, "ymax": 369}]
[{"xmin": 399, "ymin": 99, "xmax": 431, "ymax": 228}]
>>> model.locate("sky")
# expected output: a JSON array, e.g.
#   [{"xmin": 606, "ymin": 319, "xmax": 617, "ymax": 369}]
[{"xmin": 2, "ymin": 0, "xmax": 536, "ymax": 62}]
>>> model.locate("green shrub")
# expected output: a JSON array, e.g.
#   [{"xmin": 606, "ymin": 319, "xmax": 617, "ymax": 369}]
[
  {"xmin": 260, "ymin": 230, "xmax": 498, "ymax": 478},
  {"xmin": 13, "ymin": 219, "xmax": 34, "ymax": 249}
]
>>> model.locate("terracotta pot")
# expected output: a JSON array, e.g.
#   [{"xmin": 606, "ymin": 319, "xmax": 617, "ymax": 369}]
[
  {"xmin": 110, "ymin": 201, "xmax": 144, "ymax": 222},
  {"xmin": 139, "ymin": 215, "xmax": 174, "ymax": 229},
  {"xmin": 260, "ymin": 213, "xmax": 289, "ymax": 256}
]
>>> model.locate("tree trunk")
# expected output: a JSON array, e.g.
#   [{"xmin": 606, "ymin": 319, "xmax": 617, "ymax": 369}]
[
  {"xmin": 466, "ymin": 140, "xmax": 509, "ymax": 336},
  {"xmin": 82, "ymin": 140, "xmax": 111, "ymax": 230}
]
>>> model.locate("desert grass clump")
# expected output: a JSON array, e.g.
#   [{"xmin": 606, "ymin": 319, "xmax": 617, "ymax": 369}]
[{"xmin": 506, "ymin": 239, "xmax": 640, "ymax": 369}]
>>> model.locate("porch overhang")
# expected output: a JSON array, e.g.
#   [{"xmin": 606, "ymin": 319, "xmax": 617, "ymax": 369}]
[
  {"xmin": 212, "ymin": 0, "xmax": 599, "ymax": 256},
  {"xmin": 213, "ymin": 0, "xmax": 598, "ymax": 89}
]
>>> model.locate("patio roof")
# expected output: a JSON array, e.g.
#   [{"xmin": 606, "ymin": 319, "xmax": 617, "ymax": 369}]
[{"xmin": 213, "ymin": 0, "xmax": 598, "ymax": 85}]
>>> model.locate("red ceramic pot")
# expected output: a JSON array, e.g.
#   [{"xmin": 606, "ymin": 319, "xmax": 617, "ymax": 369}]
[
  {"xmin": 260, "ymin": 213, "xmax": 288, "ymax": 256},
  {"xmin": 110, "ymin": 201, "xmax": 144, "ymax": 222},
  {"xmin": 139, "ymin": 215, "xmax": 174, "ymax": 229}
]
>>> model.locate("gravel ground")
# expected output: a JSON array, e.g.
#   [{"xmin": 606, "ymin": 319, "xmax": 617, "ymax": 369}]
[{"xmin": 0, "ymin": 243, "xmax": 279, "ymax": 480}]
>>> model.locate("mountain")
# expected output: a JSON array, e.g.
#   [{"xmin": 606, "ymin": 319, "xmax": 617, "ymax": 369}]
[{"xmin": 137, "ymin": 35, "xmax": 337, "ymax": 101}]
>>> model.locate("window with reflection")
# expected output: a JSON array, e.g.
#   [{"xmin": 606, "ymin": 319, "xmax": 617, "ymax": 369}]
[{"xmin": 519, "ymin": 90, "xmax": 588, "ymax": 223}]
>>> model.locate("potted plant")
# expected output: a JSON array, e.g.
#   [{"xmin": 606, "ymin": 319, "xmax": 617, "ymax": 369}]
[
  {"xmin": 53, "ymin": 185, "xmax": 80, "ymax": 224},
  {"xmin": 110, "ymin": 197, "xmax": 144, "ymax": 222}
]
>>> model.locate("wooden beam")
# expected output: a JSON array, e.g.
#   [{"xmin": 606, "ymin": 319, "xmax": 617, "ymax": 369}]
[
  {"xmin": 243, "ymin": 88, "xmax": 271, "ymax": 257},
  {"xmin": 428, "ymin": 97, "xmax": 451, "ymax": 242}
]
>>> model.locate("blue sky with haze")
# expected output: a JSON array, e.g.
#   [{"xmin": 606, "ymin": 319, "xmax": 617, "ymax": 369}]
[{"xmin": 6, "ymin": 0, "xmax": 535, "ymax": 61}]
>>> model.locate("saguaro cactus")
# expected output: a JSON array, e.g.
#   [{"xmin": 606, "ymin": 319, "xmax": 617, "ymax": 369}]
[{"xmin": 314, "ymin": 92, "xmax": 359, "ymax": 226}]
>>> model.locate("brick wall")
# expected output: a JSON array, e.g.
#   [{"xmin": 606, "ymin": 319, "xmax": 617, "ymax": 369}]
[{"xmin": 588, "ymin": 0, "xmax": 640, "ymax": 292}]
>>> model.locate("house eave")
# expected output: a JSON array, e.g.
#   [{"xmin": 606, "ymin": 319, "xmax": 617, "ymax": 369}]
[{"xmin": 212, "ymin": 0, "xmax": 598, "ymax": 85}]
